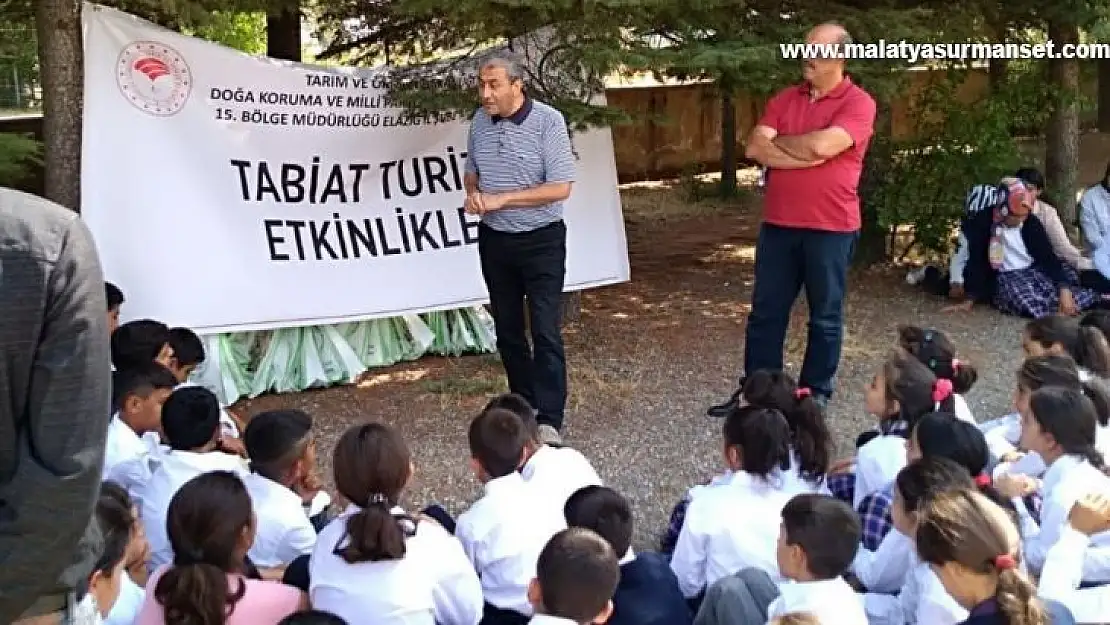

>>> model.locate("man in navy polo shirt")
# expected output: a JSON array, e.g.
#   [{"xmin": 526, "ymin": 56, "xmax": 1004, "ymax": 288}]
[
  {"xmin": 464, "ymin": 54, "xmax": 577, "ymax": 444},
  {"xmin": 708, "ymin": 23, "xmax": 876, "ymax": 417}
]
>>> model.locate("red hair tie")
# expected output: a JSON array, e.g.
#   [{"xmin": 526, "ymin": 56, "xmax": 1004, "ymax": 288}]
[
  {"xmin": 974, "ymin": 473, "xmax": 991, "ymax": 487},
  {"xmin": 994, "ymin": 554, "xmax": 1016, "ymax": 570},
  {"xmin": 932, "ymin": 378, "xmax": 954, "ymax": 403},
  {"xmin": 795, "ymin": 387, "xmax": 812, "ymax": 399}
]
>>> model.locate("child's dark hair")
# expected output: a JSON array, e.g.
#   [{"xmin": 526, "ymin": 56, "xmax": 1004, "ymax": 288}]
[
  {"xmin": 468, "ymin": 408, "xmax": 529, "ymax": 478},
  {"xmin": 332, "ymin": 423, "xmax": 413, "ymax": 563},
  {"xmin": 880, "ymin": 352, "xmax": 954, "ymax": 429},
  {"xmin": 895, "ymin": 456, "xmax": 974, "ymax": 516},
  {"xmin": 1028, "ymin": 386, "xmax": 1106, "ymax": 469},
  {"xmin": 155, "ymin": 471, "xmax": 252, "ymax": 625},
  {"xmin": 245, "ymin": 409, "xmax": 314, "ymax": 483},
  {"xmin": 105, "ymin": 281, "xmax": 124, "ymax": 310},
  {"xmin": 563, "ymin": 485, "xmax": 633, "ymax": 557},
  {"xmin": 112, "ymin": 362, "xmax": 178, "ymax": 412},
  {"xmin": 483, "ymin": 393, "xmax": 539, "ymax": 443},
  {"xmin": 722, "ymin": 405, "xmax": 793, "ymax": 478},
  {"xmin": 168, "ymin": 327, "xmax": 206, "ymax": 368},
  {"xmin": 898, "ymin": 325, "xmax": 978, "ymax": 394},
  {"xmin": 278, "ymin": 611, "xmax": 349, "ymax": 625},
  {"xmin": 917, "ymin": 489, "xmax": 1047, "ymax": 625},
  {"xmin": 94, "ymin": 482, "xmax": 135, "ymax": 582},
  {"xmin": 780, "ymin": 494, "xmax": 861, "ymax": 579},
  {"xmin": 911, "ymin": 413, "xmax": 1013, "ymax": 512},
  {"xmin": 161, "ymin": 386, "xmax": 221, "ymax": 451},
  {"xmin": 742, "ymin": 370, "xmax": 831, "ymax": 484},
  {"xmin": 111, "ymin": 319, "xmax": 171, "ymax": 370},
  {"xmin": 535, "ymin": 528, "xmax": 619, "ymax": 623},
  {"xmin": 1015, "ymin": 167, "xmax": 1045, "ymax": 190},
  {"xmin": 1025, "ymin": 315, "xmax": 1110, "ymax": 378},
  {"xmin": 1017, "ymin": 354, "xmax": 1110, "ymax": 426}
]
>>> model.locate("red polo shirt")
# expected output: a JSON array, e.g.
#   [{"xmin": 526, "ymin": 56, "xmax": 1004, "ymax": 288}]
[{"xmin": 758, "ymin": 76, "xmax": 877, "ymax": 232}]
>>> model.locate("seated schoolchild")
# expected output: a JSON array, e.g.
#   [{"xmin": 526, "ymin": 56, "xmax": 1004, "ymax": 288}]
[
  {"xmin": 486, "ymin": 393, "xmax": 602, "ymax": 515},
  {"xmin": 103, "ymin": 363, "xmax": 177, "ymax": 496},
  {"xmin": 1040, "ymin": 493, "xmax": 1110, "ymax": 623},
  {"xmin": 563, "ymin": 485, "xmax": 691, "ymax": 625},
  {"xmin": 106, "ymin": 281, "xmax": 124, "ymax": 336},
  {"xmin": 690, "ymin": 494, "xmax": 868, "ymax": 625},
  {"xmin": 309, "ymin": 423, "xmax": 483, "ymax": 625},
  {"xmin": 76, "ymin": 480, "xmax": 139, "ymax": 622},
  {"xmin": 456, "ymin": 408, "xmax": 567, "ymax": 625},
  {"xmin": 670, "ymin": 406, "xmax": 813, "ymax": 598},
  {"xmin": 278, "ymin": 611, "xmax": 349, "ymax": 625},
  {"xmin": 525, "ymin": 528, "xmax": 620, "ymax": 625},
  {"xmin": 166, "ymin": 326, "xmax": 246, "ymax": 450},
  {"xmin": 135, "ymin": 471, "xmax": 307, "ymax": 624},
  {"xmin": 826, "ymin": 352, "xmax": 954, "ymax": 509},
  {"xmin": 241, "ymin": 409, "xmax": 321, "ymax": 570},
  {"xmin": 99, "ymin": 481, "xmax": 151, "ymax": 625},
  {"xmin": 896, "ymin": 326, "xmax": 979, "ymax": 423},
  {"xmin": 137, "ymin": 386, "xmax": 247, "ymax": 572},
  {"xmin": 946, "ymin": 177, "xmax": 1101, "ymax": 318}
]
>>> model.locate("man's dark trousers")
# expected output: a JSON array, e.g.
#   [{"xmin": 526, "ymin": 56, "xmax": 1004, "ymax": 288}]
[
  {"xmin": 743, "ymin": 223, "xmax": 858, "ymax": 399},
  {"xmin": 478, "ymin": 220, "xmax": 567, "ymax": 429}
]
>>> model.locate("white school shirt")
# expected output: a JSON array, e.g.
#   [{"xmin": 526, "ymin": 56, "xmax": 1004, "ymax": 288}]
[
  {"xmin": 527, "ymin": 616, "xmax": 577, "ymax": 625},
  {"xmin": 854, "ymin": 434, "xmax": 908, "ymax": 509},
  {"xmin": 242, "ymin": 472, "xmax": 317, "ymax": 568},
  {"xmin": 670, "ymin": 470, "xmax": 801, "ymax": 598},
  {"xmin": 1039, "ymin": 523, "xmax": 1110, "ymax": 623},
  {"xmin": 851, "ymin": 527, "xmax": 915, "ymax": 594},
  {"xmin": 104, "ymin": 572, "xmax": 144, "ymax": 625},
  {"xmin": 1012, "ymin": 453, "xmax": 1110, "ymax": 576},
  {"xmin": 455, "ymin": 472, "xmax": 567, "ymax": 615},
  {"xmin": 999, "ymin": 226, "xmax": 1034, "ymax": 272},
  {"xmin": 862, "ymin": 555, "xmax": 967, "ymax": 625},
  {"xmin": 766, "ymin": 577, "xmax": 868, "ymax": 625},
  {"xmin": 1080, "ymin": 184, "xmax": 1110, "ymax": 253},
  {"xmin": 310, "ymin": 505, "xmax": 483, "ymax": 625},
  {"xmin": 953, "ymin": 394, "xmax": 975, "ymax": 424},
  {"xmin": 102, "ymin": 415, "xmax": 164, "ymax": 495},
  {"xmin": 138, "ymin": 449, "xmax": 248, "ymax": 572},
  {"xmin": 519, "ymin": 444, "xmax": 602, "ymax": 515},
  {"xmin": 175, "ymin": 381, "xmax": 240, "ymax": 438}
]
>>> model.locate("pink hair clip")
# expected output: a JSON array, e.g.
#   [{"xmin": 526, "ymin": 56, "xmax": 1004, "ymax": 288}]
[
  {"xmin": 932, "ymin": 378, "xmax": 954, "ymax": 403},
  {"xmin": 994, "ymin": 554, "xmax": 1016, "ymax": 570},
  {"xmin": 795, "ymin": 387, "xmax": 812, "ymax": 399},
  {"xmin": 974, "ymin": 473, "xmax": 991, "ymax": 488}
]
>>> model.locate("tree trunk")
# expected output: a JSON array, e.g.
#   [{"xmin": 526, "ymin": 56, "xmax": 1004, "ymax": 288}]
[
  {"xmin": 266, "ymin": 4, "xmax": 301, "ymax": 62},
  {"xmin": 35, "ymin": 0, "xmax": 83, "ymax": 211},
  {"xmin": 855, "ymin": 101, "xmax": 894, "ymax": 266},
  {"xmin": 988, "ymin": 59, "xmax": 1008, "ymax": 92},
  {"xmin": 1098, "ymin": 59, "xmax": 1110, "ymax": 132},
  {"xmin": 719, "ymin": 87, "xmax": 737, "ymax": 198},
  {"xmin": 1046, "ymin": 20, "xmax": 1081, "ymax": 231}
]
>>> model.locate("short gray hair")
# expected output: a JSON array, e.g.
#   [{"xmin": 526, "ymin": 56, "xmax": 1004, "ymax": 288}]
[{"xmin": 480, "ymin": 53, "xmax": 525, "ymax": 82}]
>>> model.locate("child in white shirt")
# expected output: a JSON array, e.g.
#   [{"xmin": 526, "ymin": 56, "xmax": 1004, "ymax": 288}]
[
  {"xmin": 105, "ymin": 281, "xmax": 124, "ymax": 336},
  {"xmin": 524, "ymin": 528, "xmax": 619, "ymax": 625},
  {"xmin": 486, "ymin": 393, "xmax": 602, "ymax": 514},
  {"xmin": 99, "ymin": 482, "xmax": 150, "ymax": 625},
  {"xmin": 996, "ymin": 386, "xmax": 1110, "ymax": 579},
  {"xmin": 916, "ymin": 488, "xmax": 1053, "ymax": 625},
  {"xmin": 670, "ymin": 406, "xmax": 816, "ymax": 597},
  {"xmin": 896, "ymin": 325, "xmax": 979, "ymax": 424},
  {"xmin": 103, "ymin": 363, "xmax": 177, "ymax": 496},
  {"xmin": 1040, "ymin": 493, "xmax": 1110, "ymax": 623},
  {"xmin": 309, "ymin": 422, "xmax": 482, "ymax": 625},
  {"xmin": 137, "ymin": 386, "xmax": 247, "ymax": 572},
  {"xmin": 456, "ymin": 408, "xmax": 567, "ymax": 625},
  {"xmin": 166, "ymin": 326, "xmax": 246, "ymax": 450},
  {"xmin": 827, "ymin": 352, "xmax": 956, "ymax": 509},
  {"xmin": 241, "ymin": 409, "xmax": 322, "ymax": 570}
]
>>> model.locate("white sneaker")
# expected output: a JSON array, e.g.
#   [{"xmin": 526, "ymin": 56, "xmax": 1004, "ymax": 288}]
[{"xmin": 537, "ymin": 424, "xmax": 563, "ymax": 446}]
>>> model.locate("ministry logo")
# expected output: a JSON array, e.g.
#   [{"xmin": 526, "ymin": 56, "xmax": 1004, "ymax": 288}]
[{"xmin": 117, "ymin": 41, "xmax": 193, "ymax": 116}]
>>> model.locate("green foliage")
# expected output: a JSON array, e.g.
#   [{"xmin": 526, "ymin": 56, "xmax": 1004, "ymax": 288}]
[
  {"xmin": 0, "ymin": 132, "xmax": 42, "ymax": 187},
  {"xmin": 868, "ymin": 70, "xmax": 1034, "ymax": 260},
  {"xmin": 185, "ymin": 11, "xmax": 267, "ymax": 53}
]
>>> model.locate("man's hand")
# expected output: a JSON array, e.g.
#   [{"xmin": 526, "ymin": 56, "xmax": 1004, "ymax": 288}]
[
  {"xmin": 1059, "ymin": 287, "xmax": 1078, "ymax": 316},
  {"xmin": 480, "ymin": 192, "xmax": 507, "ymax": 212},
  {"xmin": 941, "ymin": 299, "xmax": 974, "ymax": 313},
  {"xmin": 1069, "ymin": 493, "xmax": 1110, "ymax": 536},
  {"xmin": 464, "ymin": 191, "xmax": 485, "ymax": 215},
  {"xmin": 948, "ymin": 283, "xmax": 965, "ymax": 300}
]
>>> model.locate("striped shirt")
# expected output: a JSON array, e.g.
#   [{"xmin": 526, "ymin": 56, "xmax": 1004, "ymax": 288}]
[{"xmin": 465, "ymin": 98, "xmax": 576, "ymax": 233}]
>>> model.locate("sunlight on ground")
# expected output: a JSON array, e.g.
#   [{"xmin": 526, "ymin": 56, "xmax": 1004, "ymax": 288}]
[
  {"xmin": 618, "ymin": 169, "xmax": 762, "ymax": 224},
  {"xmin": 357, "ymin": 368, "xmax": 429, "ymax": 387}
]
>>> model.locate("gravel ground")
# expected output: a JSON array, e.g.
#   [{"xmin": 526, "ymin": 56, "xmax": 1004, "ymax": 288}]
[{"xmin": 235, "ymin": 185, "xmax": 1030, "ymax": 549}]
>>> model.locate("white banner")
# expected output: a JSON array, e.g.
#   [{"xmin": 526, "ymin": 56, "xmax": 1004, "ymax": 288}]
[{"xmin": 81, "ymin": 4, "xmax": 629, "ymax": 334}]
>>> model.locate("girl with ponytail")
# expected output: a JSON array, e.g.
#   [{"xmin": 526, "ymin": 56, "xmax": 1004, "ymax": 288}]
[
  {"xmin": 138, "ymin": 471, "xmax": 306, "ymax": 624},
  {"xmin": 897, "ymin": 325, "xmax": 980, "ymax": 423},
  {"xmin": 1023, "ymin": 314, "xmax": 1110, "ymax": 379},
  {"xmin": 308, "ymin": 423, "xmax": 483, "ymax": 625},
  {"xmin": 994, "ymin": 386, "xmax": 1110, "ymax": 576},
  {"xmin": 827, "ymin": 352, "xmax": 955, "ymax": 510},
  {"xmin": 916, "ymin": 488, "xmax": 1049, "ymax": 625}
]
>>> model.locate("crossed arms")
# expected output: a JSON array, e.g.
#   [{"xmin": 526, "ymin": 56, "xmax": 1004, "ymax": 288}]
[{"xmin": 744, "ymin": 124, "xmax": 856, "ymax": 169}]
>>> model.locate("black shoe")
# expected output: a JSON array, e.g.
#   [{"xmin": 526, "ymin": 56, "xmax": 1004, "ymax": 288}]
[{"xmin": 707, "ymin": 382, "xmax": 744, "ymax": 418}]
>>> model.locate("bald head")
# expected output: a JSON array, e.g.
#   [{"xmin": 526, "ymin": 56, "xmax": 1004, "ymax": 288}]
[
  {"xmin": 806, "ymin": 23, "xmax": 852, "ymax": 46},
  {"xmin": 801, "ymin": 22, "xmax": 850, "ymax": 90}
]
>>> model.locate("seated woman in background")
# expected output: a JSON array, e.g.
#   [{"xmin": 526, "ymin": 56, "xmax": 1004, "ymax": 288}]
[{"xmin": 946, "ymin": 177, "xmax": 1101, "ymax": 318}]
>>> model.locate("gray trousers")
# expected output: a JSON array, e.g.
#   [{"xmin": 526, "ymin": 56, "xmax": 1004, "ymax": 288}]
[{"xmin": 693, "ymin": 568, "xmax": 781, "ymax": 625}]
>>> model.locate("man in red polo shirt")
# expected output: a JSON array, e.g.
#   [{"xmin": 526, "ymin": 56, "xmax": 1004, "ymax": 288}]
[{"xmin": 708, "ymin": 22, "xmax": 876, "ymax": 417}]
